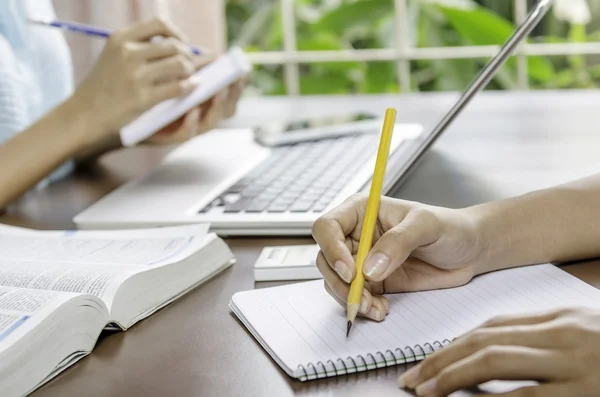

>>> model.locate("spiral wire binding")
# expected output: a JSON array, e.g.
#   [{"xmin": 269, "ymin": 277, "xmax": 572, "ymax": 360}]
[
  {"xmin": 297, "ymin": 339, "xmax": 451, "ymax": 381},
  {"xmin": 366, "ymin": 353, "xmax": 377, "ymax": 369},
  {"xmin": 385, "ymin": 349, "xmax": 397, "ymax": 365},
  {"xmin": 424, "ymin": 343, "xmax": 434, "ymax": 354},
  {"xmin": 327, "ymin": 360, "xmax": 339, "ymax": 376}
]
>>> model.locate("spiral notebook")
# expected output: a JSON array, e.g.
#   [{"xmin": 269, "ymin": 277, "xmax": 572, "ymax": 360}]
[{"xmin": 230, "ymin": 264, "xmax": 600, "ymax": 381}]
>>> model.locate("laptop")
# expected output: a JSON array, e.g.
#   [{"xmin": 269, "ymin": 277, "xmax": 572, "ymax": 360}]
[{"xmin": 74, "ymin": 0, "xmax": 552, "ymax": 236}]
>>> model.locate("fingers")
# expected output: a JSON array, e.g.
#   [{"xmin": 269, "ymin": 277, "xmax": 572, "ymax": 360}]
[
  {"xmin": 370, "ymin": 296, "xmax": 388, "ymax": 321},
  {"xmin": 222, "ymin": 77, "xmax": 247, "ymax": 118},
  {"xmin": 318, "ymin": 252, "xmax": 388, "ymax": 321},
  {"xmin": 118, "ymin": 17, "xmax": 188, "ymax": 43},
  {"xmin": 141, "ymin": 54, "xmax": 196, "ymax": 84},
  {"xmin": 478, "ymin": 308, "xmax": 566, "ymax": 329},
  {"xmin": 476, "ymin": 384, "xmax": 574, "ymax": 397},
  {"xmin": 364, "ymin": 208, "xmax": 442, "ymax": 282},
  {"xmin": 148, "ymin": 107, "xmax": 200, "ymax": 145},
  {"xmin": 399, "ymin": 325, "xmax": 568, "ymax": 392},
  {"xmin": 197, "ymin": 91, "xmax": 226, "ymax": 134},
  {"xmin": 323, "ymin": 281, "xmax": 374, "ymax": 320},
  {"xmin": 171, "ymin": 82, "xmax": 244, "ymax": 140},
  {"xmin": 145, "ymin": 79, "xmax": 198, "ymax": 108},
  {"xmin": 184, "ymin": 107, "xmax": 201, "ymax": 139},
  {"xmin": 409, "ymin": 346, "xmax": 564, "ymax": 397},
  {"xmin": 312, "ymin": 195, "xmax": 366, "ymax": 283},
  {"xmin": 136, "ymin": 39, "xmax": 195, "ymax": 62},
  {"xmin": 152, "ymin": 116, "xmax": 185, "ymax": 136},
  {"xmin": 323, "ymin": 279, "xmax": 382, "ymax": 321}
]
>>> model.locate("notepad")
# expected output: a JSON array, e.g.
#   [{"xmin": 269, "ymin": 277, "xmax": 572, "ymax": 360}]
[
  {"xmin": 120, "ymin": 47, "xmax": 252, "ymax": 147},
  {"xmin": 230, "ymin": 264, "xmax": 600, "ymax": 381}
]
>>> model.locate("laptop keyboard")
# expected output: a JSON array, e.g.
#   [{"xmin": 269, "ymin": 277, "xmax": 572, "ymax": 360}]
[{"xmin": 199, "ymin": 133, "xmax": 380, "ymax": 214}]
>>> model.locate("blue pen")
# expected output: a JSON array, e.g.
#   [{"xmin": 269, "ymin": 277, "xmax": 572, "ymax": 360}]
[{"xmin": 28, "ymin": 18, "xmax": 202, "ymax": 56}]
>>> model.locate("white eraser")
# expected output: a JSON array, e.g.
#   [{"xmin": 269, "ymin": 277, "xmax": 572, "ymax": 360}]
[
  {"xmin": 120, "ymin": 46, "xmax": 252, "ymax": 147},
  {"xmin": 254, "ymin": 245, "xmax": 322, "ymax": 282}
]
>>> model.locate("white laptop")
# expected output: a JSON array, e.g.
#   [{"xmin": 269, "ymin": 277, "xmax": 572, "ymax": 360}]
[{"xmin": 74, "ymin": 0, "xmax": 552, "ymax": 236}]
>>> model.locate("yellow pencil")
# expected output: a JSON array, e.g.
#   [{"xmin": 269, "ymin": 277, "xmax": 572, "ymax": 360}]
[{"xmin": 346, "ymin": 108, "xmax": 397, "ymax": 337}]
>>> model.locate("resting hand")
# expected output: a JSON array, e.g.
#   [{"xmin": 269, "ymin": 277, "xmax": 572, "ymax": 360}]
[
  {"xmin": 73, "ymin": 18, "xmax": 201, "ymax": 145},
  {"xmin": 398, "ymin": 307, "xmax": 600, "ymax": 397},
  {"xmin": 311, "ymin": 194, "xmax": 485, "ymax": 321}
]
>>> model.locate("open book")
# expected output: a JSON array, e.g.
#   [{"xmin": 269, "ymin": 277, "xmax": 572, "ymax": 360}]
[
  {"xmin": 0, "ymin": 224, "xmax": 235, "ymax": 397},
  {"xmin": 231, "ymin": 264, "xmax": 600, "ymax": 381}
]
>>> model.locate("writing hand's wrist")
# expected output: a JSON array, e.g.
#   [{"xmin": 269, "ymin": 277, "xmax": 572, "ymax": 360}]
[
  {"xmin": 60, "ymin": 91, "xmax": 116, "ymax": 149},
  {"xmin": 459, "ymin": 204, "xmax": 505, "ymax": 276}
]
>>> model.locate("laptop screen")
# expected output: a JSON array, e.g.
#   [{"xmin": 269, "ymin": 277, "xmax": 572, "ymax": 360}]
[{"xmin": 402, "ymin": 0, "xmax": 553, "ymax": 173}]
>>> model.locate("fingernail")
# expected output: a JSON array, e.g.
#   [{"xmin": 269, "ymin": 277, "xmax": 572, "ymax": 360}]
[
  {"xmin": 398, "ymin": 364, "xmax": 420, "ymax": 389},
  {"xmin": 364, "ymin": 253, "xmax": 390, "ymax": 279},
  {"xmin": 334, "ymin": 261, "xmax": 352, "ymax": 283},
  {"xmin": 415, "ymin": 377, "xmax": 437, "ymax": 397},
  {"xmin": 374, "ymin": 309, "xmax": 382, "ymax": 321}
]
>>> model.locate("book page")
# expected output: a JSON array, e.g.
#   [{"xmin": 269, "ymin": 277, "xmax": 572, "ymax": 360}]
[
  {"xmin": 0, "ymin": 286, "xmax": 76, "ymax": 350},
  {"xmin": 0, "ymin": 286, "xmax": 108, "ymax": 397},
  {"xmin": 232, "ymin": 264, "xmax": 600, "ymax": 380},
  {"xmin": 0, "ymin": 224, "xmax": 209, "ymax": 267},
  {"xmin": 0, "ymin": 261, "xmax": 135, "ymax": 303},
  {"xmin": 0, "ymin": 224, "xmax": 210, "ymax": 307}
]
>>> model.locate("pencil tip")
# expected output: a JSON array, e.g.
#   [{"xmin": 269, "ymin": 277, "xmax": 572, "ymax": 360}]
[{"xmin": 346, "ymin": 321, "xmax": 352, "ymax": 338}]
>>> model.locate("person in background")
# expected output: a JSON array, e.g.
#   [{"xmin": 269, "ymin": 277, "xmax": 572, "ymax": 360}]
[
  {"xmin": 313, "ymin": 173, "xmax": 600, "ymax": 396},
  {"xmin": 0, "ymin": 0, "xmax": 245, "ymax": 208}
]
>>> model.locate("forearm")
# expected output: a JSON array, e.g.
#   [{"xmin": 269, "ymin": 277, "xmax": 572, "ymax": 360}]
[
  {"xmin": 0, "ymin": 96, "xmax": 104, "ymax": 208},
  {"xmin": 73, "ymin": 134, "xmax": 122, "ymax": 165},
  {"xmin": 466, "ymin": 174, "xmax": 600, "ymax": 274}
]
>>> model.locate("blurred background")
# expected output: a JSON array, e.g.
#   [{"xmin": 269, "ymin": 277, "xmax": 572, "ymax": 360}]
[
  {"xmin": 55, "ymin": 0, "xmax": 600, "ymax": 96},
  {"xmin": 227, "ymin": 0, "xmax": 600, "ymax": 95}
]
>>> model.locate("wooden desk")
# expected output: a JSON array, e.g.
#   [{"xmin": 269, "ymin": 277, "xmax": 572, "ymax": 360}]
[{"xmin": 6, "ymin": 91, "xmax": 600, "ymax": 396}]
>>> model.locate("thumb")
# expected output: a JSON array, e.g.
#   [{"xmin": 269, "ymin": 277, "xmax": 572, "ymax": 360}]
[{"xmin": 363, "ymin": 209, "xmax": 441, "ymax": 282}]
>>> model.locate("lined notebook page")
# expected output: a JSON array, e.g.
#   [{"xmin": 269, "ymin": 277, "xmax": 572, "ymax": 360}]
[{"xmin": 231, "ymin": 264, "xmax": 600, "ymax": 381}]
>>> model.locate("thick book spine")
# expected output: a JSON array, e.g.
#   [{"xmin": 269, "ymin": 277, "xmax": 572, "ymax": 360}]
[{"xmin": 296, "ymin": 340, "xmax": 452, "ymax": 381}]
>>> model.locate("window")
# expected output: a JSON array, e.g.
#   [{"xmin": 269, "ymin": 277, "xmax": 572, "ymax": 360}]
[{"xmin": 226, "ymin": 0, "xmax": 600, "ymax": 95}]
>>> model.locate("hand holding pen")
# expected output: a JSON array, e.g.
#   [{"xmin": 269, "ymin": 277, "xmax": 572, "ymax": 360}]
[
  {"xmin": 29, "ymin": 17, "xmax": 203, "ymax": 55},
  {"xmin": 29, "ymin": 16, "xmax": 246, "ymax": 146},
  {"xmin": 36, "ymin": 17, "xmax": 205, "ymax": 146}
]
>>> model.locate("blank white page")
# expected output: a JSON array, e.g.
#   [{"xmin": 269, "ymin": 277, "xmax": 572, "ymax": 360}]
[{"xmin": 231, "ymin": 264, "xmax": 600, "ymax": 381}]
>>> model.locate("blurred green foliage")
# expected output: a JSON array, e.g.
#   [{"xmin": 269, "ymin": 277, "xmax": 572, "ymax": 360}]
[{"xmin": 225, "ymin": 0, "xmax": 600, "ymax": 94}]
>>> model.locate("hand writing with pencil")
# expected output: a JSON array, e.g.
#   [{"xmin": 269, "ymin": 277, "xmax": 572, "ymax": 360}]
[
  {"xmin": 313, "ymin": 170, "xmax": 600, "ymax": 396},
  {"xmin": 312, "ymin": 195, "xmax": 484, "ymax": 323}
]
